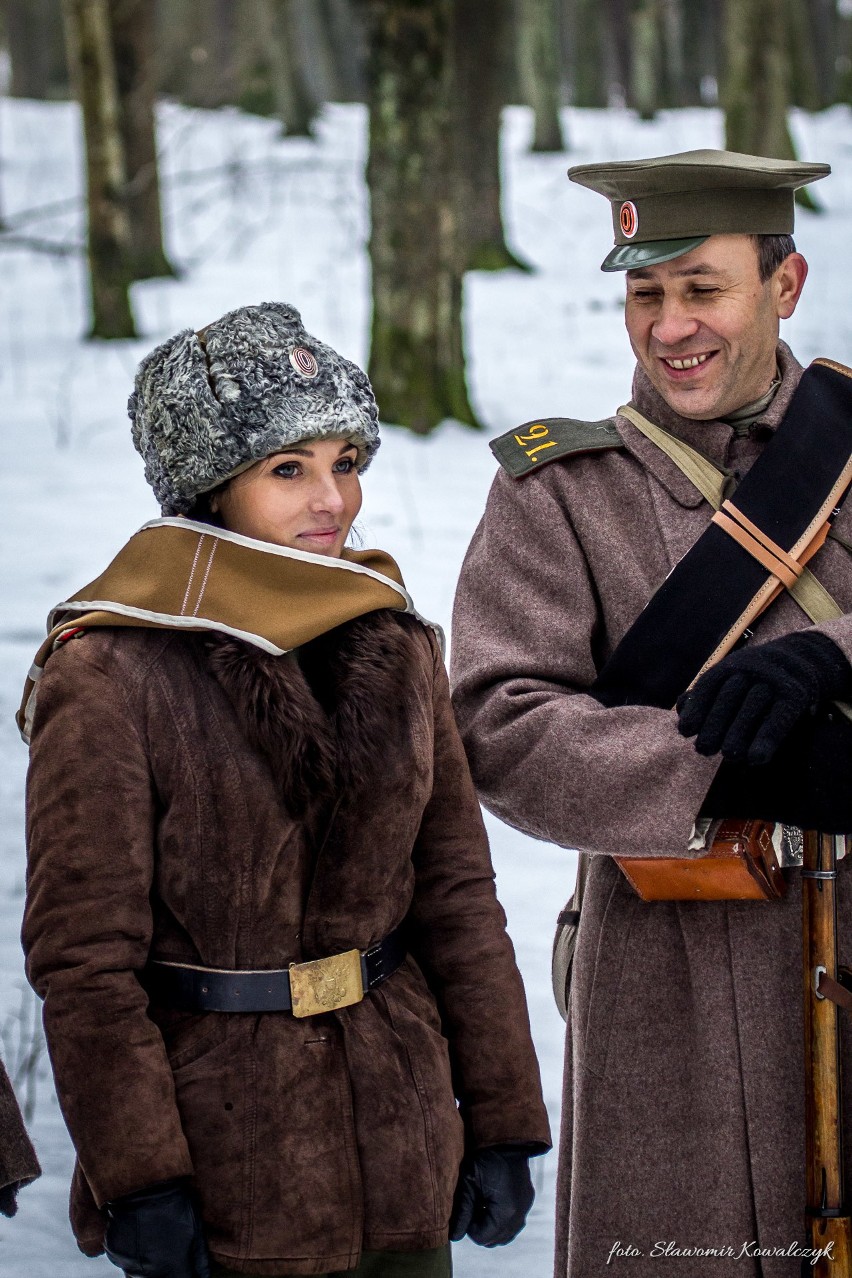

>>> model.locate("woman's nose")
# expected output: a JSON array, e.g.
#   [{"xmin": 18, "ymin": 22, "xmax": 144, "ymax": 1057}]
[{"xmin": 310, "ymin": 473, "xmax": 346, "ymax": 514}]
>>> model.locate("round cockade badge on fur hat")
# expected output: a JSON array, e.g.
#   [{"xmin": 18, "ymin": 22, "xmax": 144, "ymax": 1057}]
[
  {"xmin": 567, "ymin": 148, "xmax": 831, "ymax": 272},
  {"xmin": 128, "ymin": 302, "xmax": 380, "ymax": 516}
]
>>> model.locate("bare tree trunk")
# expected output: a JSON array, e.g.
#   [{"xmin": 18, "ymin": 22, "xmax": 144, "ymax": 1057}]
[
  {"xmin": 682, "ymin": 0, "xmax": 720, "ymax": 105},
  {"xmin": 240, "ymin": 1, "xmax": 318, "ymax": 134},
  {"xmin": 321, "ymin": 0, "xmax": 368, "ymax": 101},
  {"xmin": 62, "ymin": 0, "xmax": 137, "ymax": 338},
  {"xmin": 516, "ymin": 0, "xmax": 565, "ymax": 151},
  {"xmin": 722, "ymin": 0, "xmax": 819, "ymax": 210},
  {"xmin": 277, "ymin": 0, "xmax": 321, "ymax": 134},
  {"xmin": 4, "ymin": 0, "xmax": 70, "ymax": 99},
  {"xmin": 568, "ymin": 0, "xmax": 607, "ymax": 105},
  {"xmin": 109, "ymin": 0, "xmax": 173, "ymax": 279},
  {"xmin": 453, "ymin": 0, "xmax": 527, "ymax": 271},
  {"xmin": 805, "ymin": 0, "xmax": 836, "ymax": 108},
  {"xmin": 630, "ymin": 0, "xmax": 660, "ymax": 119},
  {"xmin": 787, "ymin": 0, "xmax": 820, "ymax": 110},
  {"xmin": 659, "ymin": 0, "xmax": 686, "ymax": 106},
  {"xmin": 364, "ymin": 0, "xmax": 479, "ymax": 434},
  {"xmin": 157, "ymin": 0, "xmax": 238, "ymax": 108}
]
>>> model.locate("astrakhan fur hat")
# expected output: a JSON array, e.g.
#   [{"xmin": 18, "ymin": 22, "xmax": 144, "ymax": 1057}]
[{"xmin": 129, "ymin": 302, "xmax": 380, "ymax": 515}]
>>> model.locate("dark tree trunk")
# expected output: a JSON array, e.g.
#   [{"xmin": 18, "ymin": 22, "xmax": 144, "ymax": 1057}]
[
  {"xmin": 805, "ymin": 0, "xmax": 836, "ymax": 108},
  {"xmin": 787, "ymin": 0, "xmax": 820, "ymax": 111},
  {"xmin": 604, "ymin": 0, "xmax": 632, "ymax": 105},
  {"xmin": 157, "ymin": 0, "xmax": 237, "ymax": 108},
  {"xmin": 109, "ymin": 0, "xmax": 174, "ymax": 280},
  {"xmin": 452, "ymin": 0, "xmax": 527, "ymax": 271},
  {"xmin": 630, "ymin": 0, "xmax": 660, "ymax": 119},
  {"xmin": 722, "ymin": 0, "xmax": 819, "ymax": 210},
  {"xmin": 4, "ymin": 0, "xmax": 69, "ymax": 99},
  {"xmin": 321, "ymin": 0, "xmax": 368, "ymax": 102},
  {"xmin": 516, "ymin": 0, "xmax": 565, "ymax": 152},
  {"xmin": 568, "ymin": 0, "xmax": 607, "ymax": 106},
  {"xmin": 62, "ymin": 0, "xmax": 137, "ymax": 338},
  {"xmin": 658, "ymin": 0, "xmax": 686, "ymax": 107},
  {"xmin": 682, "ymin": 0, "xmax": 720, "ymax": 105},
  {"xmin": 364, "ymin": 0, "xmax": 479, "ymax": 434},
  {"xmin": 277, "ymin": 0, "xmax": 321, "ymax": 134}
]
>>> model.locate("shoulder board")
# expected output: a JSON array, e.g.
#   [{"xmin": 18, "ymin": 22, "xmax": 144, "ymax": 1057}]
[{"xmin": 490, "ymin": 417, "xmax": 624, "ymax": 478}]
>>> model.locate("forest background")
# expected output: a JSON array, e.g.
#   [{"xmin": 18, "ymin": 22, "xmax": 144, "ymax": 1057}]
[
  {"xmin": 3, "ymin": 0, "xmax": 846, "ymax": 429},
  {"xmin": 1, "ymin": 1, "xmax": 850, "ymax": 1275}
]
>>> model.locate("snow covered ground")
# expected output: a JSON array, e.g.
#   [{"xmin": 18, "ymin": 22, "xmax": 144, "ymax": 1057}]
[{"xmin": 1, "ymin": 95, "xmax": 852, "ymax": 1276}]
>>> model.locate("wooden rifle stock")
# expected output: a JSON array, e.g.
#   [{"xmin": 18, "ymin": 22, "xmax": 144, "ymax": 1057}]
[{"xmin": 802, "ymin": 831, "xmax": 852, "ymax": 1275}]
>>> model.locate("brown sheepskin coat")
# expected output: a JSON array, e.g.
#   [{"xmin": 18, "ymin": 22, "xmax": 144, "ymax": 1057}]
[
  {"xmin": 0, "ymin": 1056, "xmax": 40, "ymax": 1213},
  {"xmin": 451, "ymin": 343, "xmax": 852, "ymax": 1278},
  {"xmin": 23, "ymin": 608, "xmax": 550, "ymax": 1275}
]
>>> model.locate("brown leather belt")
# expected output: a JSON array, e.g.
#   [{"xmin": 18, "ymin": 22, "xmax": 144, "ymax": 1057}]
[{"xmin": 142, "ymin": 929, "xmax": 406, "ymax": 1018}]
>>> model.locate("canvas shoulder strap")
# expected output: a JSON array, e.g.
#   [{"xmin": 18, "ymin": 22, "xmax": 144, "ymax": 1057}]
[
  {"xmin": 592, "ymin": 359, "xmax": 852, "ymax": 710},
  {"xmin": 618, "ymin": 403, "xmax": 843, "ymax": 627}
]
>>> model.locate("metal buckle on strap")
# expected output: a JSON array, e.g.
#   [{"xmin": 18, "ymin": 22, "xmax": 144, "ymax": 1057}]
[{"xmin": 288, "ymin": 948, "xmax": 364, "ymax": 1018}]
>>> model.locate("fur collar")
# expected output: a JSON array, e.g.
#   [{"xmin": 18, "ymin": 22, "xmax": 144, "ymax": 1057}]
[{"xmin": 204, "ymin": 609, "xmax": 421, "ymax": 816}]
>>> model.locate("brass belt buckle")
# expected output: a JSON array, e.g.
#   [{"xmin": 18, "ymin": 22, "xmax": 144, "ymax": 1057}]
[{"xmin": 289, "ymin": 949, "xmax": 364, "ymax": 1018}]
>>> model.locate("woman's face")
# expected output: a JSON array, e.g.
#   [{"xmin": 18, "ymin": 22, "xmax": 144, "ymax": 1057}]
[{"xmin": 211, "ymin": 437, "xmax": 362, "ymax": 557}]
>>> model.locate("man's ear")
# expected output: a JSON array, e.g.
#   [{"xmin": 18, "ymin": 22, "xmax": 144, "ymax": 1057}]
[{"xmin": 774, "ymin": 252, "xmax": 808, "ymax": 320}]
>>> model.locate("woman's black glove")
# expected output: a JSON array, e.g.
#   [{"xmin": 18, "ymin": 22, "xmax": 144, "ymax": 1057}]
[
  {"xmin": 677, "ymin": 632, "xmax": 852, "ymax": 765},
  {"xmin": 701, "ymin": 705, "xmax": 852, "ymax": 832},
  {"xmin": 449, "ymin": 1147, "xmax": 535, "ymax": 1247},
  {"xmin": 104, "ymin": 1179, "xmax": 210, "ymax": 1278}
]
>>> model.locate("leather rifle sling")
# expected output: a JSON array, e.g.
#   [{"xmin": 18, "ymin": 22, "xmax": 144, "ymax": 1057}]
[{"xmin": 591, "ymin": 359, "xmax": 852, "ymax": 713}]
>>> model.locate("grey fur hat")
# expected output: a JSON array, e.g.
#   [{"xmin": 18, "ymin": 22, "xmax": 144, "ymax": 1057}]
[{"xmin": 128, "ymin": 302, "xmax": 380, "ymax": 515}]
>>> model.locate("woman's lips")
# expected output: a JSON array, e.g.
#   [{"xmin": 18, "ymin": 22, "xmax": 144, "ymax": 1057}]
[{"xmin": 297, "ymin": 528, "xmax": 340, "ymax": 545}]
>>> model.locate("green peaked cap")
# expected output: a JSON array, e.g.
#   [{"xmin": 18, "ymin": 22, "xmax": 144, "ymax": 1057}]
[{"xmin": 567, "ymin": 148, "xmax": 831, "ymax": 272}]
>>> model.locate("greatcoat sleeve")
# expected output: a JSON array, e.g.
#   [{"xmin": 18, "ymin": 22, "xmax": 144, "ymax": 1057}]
[
  {"xmin": 23, "ymin": 640, "xmax": 194, "ymax": 1206},
  {"xmin": 407, "ymin": 633, "xmax": 552, "ymax": 1154},
  {"xmin": 450, "ymin": 466, "xmax": 721, "ymax": 858}
]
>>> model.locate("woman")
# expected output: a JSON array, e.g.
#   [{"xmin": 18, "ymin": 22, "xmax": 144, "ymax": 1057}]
[{"xmin": 21, "ymin": 303, "xmax": 551, "ymax": 1278}]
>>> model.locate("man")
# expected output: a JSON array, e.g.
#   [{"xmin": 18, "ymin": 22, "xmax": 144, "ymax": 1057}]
[{"xmin": 450, "ymin": 150, "xmax": 852, "ymax": 1277}]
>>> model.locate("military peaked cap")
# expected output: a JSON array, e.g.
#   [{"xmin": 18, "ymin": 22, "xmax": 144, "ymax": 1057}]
[{"xmin": 567, "ymin": 148, "xmax": 831, "ymax": 272}]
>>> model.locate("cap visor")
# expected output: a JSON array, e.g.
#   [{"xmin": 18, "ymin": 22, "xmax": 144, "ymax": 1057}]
[{"xmin": 601, "ymin": 237, "xmax": 709, "ymax": 273}]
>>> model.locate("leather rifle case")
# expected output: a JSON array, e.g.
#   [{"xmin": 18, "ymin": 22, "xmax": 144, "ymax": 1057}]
[{"xmin": 592, "ymin": 359, "xmax": 852, "ymax": 902}]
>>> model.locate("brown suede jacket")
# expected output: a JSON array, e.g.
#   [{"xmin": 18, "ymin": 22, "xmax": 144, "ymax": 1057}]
[{"xmin": 23, "ymin": 611, "xmax": 550, "ymax": 1275}]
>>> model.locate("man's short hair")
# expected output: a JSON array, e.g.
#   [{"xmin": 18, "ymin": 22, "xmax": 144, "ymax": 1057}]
[{"xmin": 752, "ymin": 233, "xmax": 796, "ymax": 283}]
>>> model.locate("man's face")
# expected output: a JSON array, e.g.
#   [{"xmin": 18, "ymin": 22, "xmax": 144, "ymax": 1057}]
[{"xmin": 624, "ymin": 234, "xmax": 807, "ymax": 420}]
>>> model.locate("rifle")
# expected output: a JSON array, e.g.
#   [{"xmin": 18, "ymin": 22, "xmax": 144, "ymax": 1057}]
[{"xmin": 802, "ymin": 830, "xmax": 852, "ymax": 1275}]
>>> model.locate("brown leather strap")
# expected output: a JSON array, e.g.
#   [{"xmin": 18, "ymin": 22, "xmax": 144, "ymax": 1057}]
[
  {"xmin": 711, "ymin": 503, "xmax": 805, "ymax": 590},
  {"xmin": 721, "ymin": 500, "xmax": 805, "ymax": 580},
  {"xmin": 817, "ymin": 970, "xmax": 852, "ymax": 1014}
]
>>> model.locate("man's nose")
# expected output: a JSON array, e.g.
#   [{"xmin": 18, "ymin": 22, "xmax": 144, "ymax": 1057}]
[{"xmin": 651, "ymin": 296, "xmax": 700, "ymax": 348}]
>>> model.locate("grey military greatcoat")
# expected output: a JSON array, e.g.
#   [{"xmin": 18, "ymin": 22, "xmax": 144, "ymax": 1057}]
[{"xmin": 451, "ymin": 343, "xmax": 852, "ymax": 1278}]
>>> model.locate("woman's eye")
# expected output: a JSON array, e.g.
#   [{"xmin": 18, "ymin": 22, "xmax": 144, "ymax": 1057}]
[
  {"xmin": 334, "ymin": 457, "xmax": 356, "ymax": 474},
  {"xmin": 274, "ymin": 462, "xmax": 300, "ymax": 478}
]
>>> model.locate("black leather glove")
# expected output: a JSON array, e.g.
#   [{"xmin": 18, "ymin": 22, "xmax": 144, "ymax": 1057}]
[
  {"xmin": 701, "ymin": 704, "xmax": 852, "ymax": 832},
  {"xmin": 104, "ymin": 1179, "xmax": 210, "ymax": 1278},
  {"xmin": 677, "ymin": 632, "xmax": 852, "ymax": 765},
  {"xmin": 449, "ymin": 1147, "xmax": 535, "ymax": 1248}
]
